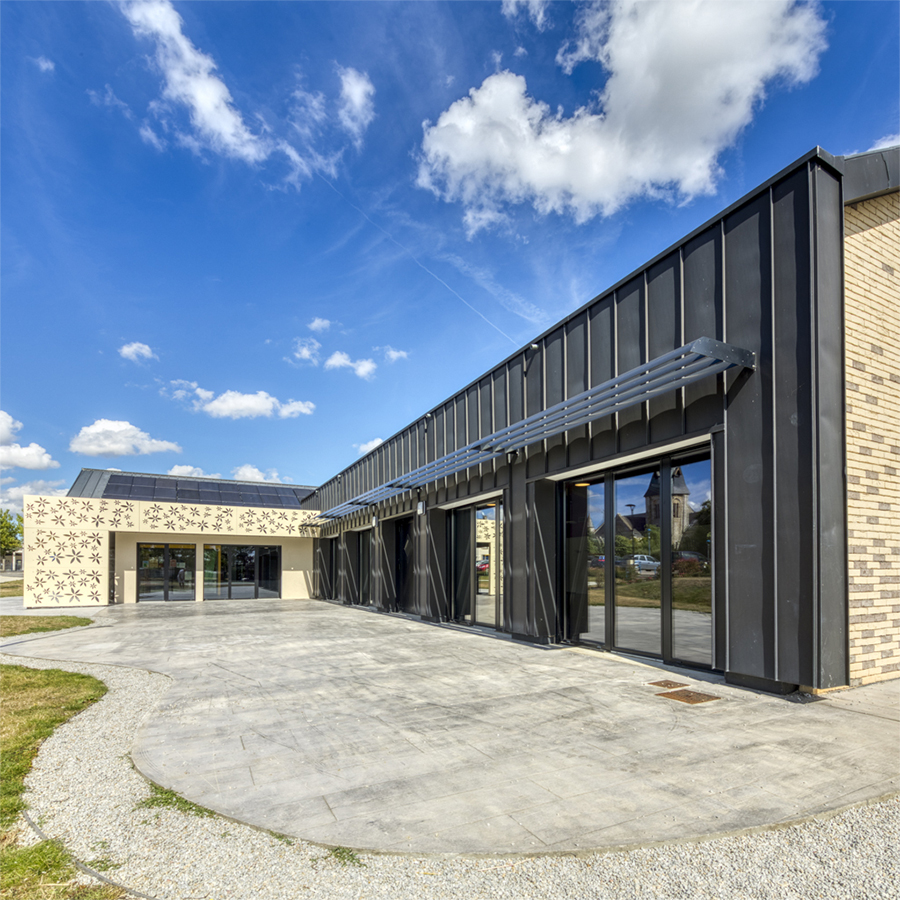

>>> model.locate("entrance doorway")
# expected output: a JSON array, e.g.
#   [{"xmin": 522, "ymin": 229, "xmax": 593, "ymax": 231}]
[
  {"xmin": 395, "ymin": 518, "xmax": 414, "ymax": 612},
  {"xmin": 563, "ymin": 452, "xmax": 713, "ymax": 668},
  {"xmin": 450, "ymin": 500, "xmax": 505, "ymax": 629},
  {"xmin": 137, "ymin": 543, "xmax": 196, "ymax": 601},
  {"xmin": 203, "ymin": 545, "xmax": 282, "ymax": 599}
]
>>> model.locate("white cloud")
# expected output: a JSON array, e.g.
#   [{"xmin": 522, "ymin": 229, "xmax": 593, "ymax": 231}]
[
  {"xmin": 168, "ymin": 381, "xmax": 315, "ymax": 419},
  {"xmin": 383, "ymin": 346, "xmax": 408, "ymax": 363},
  {"xmin": 199, "ymin": 390, "xmax": 279, "ymax": 419},
  {"xmin": 0, "ymin": 411, "xmax": 22, "ymax": 445},
  {"xmin": 278, "ymin": 400, "xmax": 316, "ymax": 418},
  {"xmin": 324, "ymin": 351, "xmax": 377, "ymax": 380},
  {"xmin": 419, "ymin": 0, "xmax": 826, "ymax": 233},
  {"xmin": 1, "ymin": 479, "xmax": 67, "ymax": 513},
  {"xmin": 88, "ymin": 84, "xmax": 134, "ymax": 119},
  {"xmin": 336, "ymin": 66, "xmax": 376, "ymax": 146},
  {"xmin": 293, "ymin": 337, "xmax": 321, "ymax": 365},
  {"xmin": 32, "ymin": 56, "xmax": 55, "ymax": 73},
  {"xmin": 119, "ymin": 341, "xmax": 158, "ymax": 362},
  {"xmin": 501, "ymin": 0, "xmax": 549, "ymax": 30},
  {"xmin": 0, "ymin": 443, "xmax": 61, "ymax": 471},
  {"xmin": 308, "ymin": 317, "xmax": 331, "ymax": 333},
  {"xmin": 231, "ymin": 464, "xmax": 284, "ymax": 483},
  {"xmin": 69, "ymin": 419, "xmax": 181, "ymax": 456},
  {"xmin": 355, "ymin": 438, "xmax": 384, "ymax": 456},
  {"xmin": 0, "ymin": 411, "xmax": 61, "ymax": 471},
  {"xmin": 869, "ymin": 134, "xmax": 900, "ymax": 151},
  {"xmin": 167, "ymin": 464, "xmax": 221, "ymax": 478},
  {"xmin": 122, "ymin": 0, "xmax": 271, "ymax": 165},
  {"xmin": 139, "ymin": 124, "xmax": 167, "ymax": 151}
]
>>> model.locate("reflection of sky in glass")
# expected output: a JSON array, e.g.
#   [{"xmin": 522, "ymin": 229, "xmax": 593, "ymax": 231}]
[
  {"xmin": 679, "ymin": 460, "xmax": 710, "ymax": 509},
  {"xmin": 475, "ymin": 504, "xmax": 498, "ymax": 520},
  {"xmin": 587, "ymin": 485, "xmax": 604, "ymax": 532},
  {"xmin": 615, "ymin": 471, "xmax": 657, "ymax": 516},
  {"xmin": 579, "ymin": 457, "xmax": 711, "ymax": 531}
]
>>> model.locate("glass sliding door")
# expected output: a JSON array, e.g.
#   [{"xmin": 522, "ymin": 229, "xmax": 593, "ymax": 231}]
[
  {"xmin": 474, "ymin": 501, "xmax": 504, "ymax": 628},
  {"xmin": 167, "ymin": 545, "xmax": 196, "ymax": 601},
  {"xmin": 230, "ymin": 547, "xmax": 257, "ymax": 598},
  {"xmin": 202, "ymin": 545, "xmax": 281, "ymax": 599},
  {"xmin": 564, "ymin": 482, "xmax": 605, "ymax": 643},
  {"xmin": 138, "ymin": 543, "xmax": 195, "ymax": 601},
  {"xmin": 203, "ymin": 546, "xmax": 229, "ymax": 599},
  {"xmin": 614, "ymin": 467, "xmax": 663, "ymax": 656},
  {"xmin": 670, "ymin": 457, "xmax": 713, "ymax": 666},
  {"xmin": 138, "ymin": 544, "xmax": 166, "ymax": 601},
  {"xmin": 258, "ymin": 546, "xmax": 280, "ymax": 598},
  {"xmin": 562, "ymin": 450, "xmax": 715, "ymax": 670}
]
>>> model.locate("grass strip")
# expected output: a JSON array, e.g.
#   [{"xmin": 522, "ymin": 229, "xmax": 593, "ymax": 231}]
[
  {"xmin": 0, "ymin": 579, "xmax": 24, "ymax": 598},
  {"xmin": 0, "ymin": 616, "xmax": 93, "ymax": 638},
  {"xmin": 135, "ymin": 783, "xmax": 215, "ymax": 818},
  {"xmin": 0, "ymin": 663, "xmax": 121, "ymax": 898}
]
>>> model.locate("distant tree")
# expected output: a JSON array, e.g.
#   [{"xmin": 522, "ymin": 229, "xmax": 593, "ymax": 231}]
[{"xmin": 0, "ymin": 510, "xmax": 23, "ymax": 557}]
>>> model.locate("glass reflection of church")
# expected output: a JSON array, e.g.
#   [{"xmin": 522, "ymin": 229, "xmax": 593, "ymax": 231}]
[{"xmin": 645, "ymin": 468, "xmax": 691, "ymax": 545}]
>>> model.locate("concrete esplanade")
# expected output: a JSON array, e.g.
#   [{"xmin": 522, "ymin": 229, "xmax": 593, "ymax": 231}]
[{"xmin": 2, "ymin": 598, "xmax": 897, "ymax": 855}]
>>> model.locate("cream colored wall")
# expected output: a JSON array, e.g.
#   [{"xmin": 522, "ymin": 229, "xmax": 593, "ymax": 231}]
[
  {"xmin": 22, "ymin": 494, "xmax": 320, "ymax": 608},
  {"xmin": 844, "ymin": 191, "xmax": 900, "ymax": 685}
]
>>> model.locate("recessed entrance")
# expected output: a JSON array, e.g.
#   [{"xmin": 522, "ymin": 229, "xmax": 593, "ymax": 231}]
[
  {"xmin": 563, "ymin": 452, "xmax": 713, "ymax": 668},
  {"xmin": 450, "ymin": 500, "xmax": 505, "ymax": 629}
]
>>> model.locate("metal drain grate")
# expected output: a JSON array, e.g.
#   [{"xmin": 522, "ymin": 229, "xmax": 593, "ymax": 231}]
[
  {"xmin": 657, "ymin": 689, "xmax": 721, "ymax": 704},
  {"xmin": 648, "ymin": 680, "xmax": 689, "ymax": 689}
]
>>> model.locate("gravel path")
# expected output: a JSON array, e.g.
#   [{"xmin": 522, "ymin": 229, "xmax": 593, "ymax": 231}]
[{"xmin": 4, "ymin": 651, "xmax": 898, "ymax": 900}]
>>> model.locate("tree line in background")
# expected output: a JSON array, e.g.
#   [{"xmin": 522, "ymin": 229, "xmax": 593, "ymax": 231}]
[{"xmin": 0, "ymin": 510, "xmax": 23, "ymax": 559}]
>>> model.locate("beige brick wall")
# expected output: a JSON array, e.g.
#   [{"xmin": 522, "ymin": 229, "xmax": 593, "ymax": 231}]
[{"xmin": 844, "ymin": 191, "xmax": 900, "ymax": 685}]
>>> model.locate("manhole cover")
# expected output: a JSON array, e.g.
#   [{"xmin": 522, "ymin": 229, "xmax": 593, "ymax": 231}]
[
  {"xmin": 649, "ymin": 680, "xmax": 689, "ymax": 689},
  {"xmin": 657, "ymin": 689, "xmax": 720, "ymax": 704}
]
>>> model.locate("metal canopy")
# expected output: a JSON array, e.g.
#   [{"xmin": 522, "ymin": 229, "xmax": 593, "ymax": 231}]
[{"xmin": 319, "ymin": 337, "xmax": 754, "ymax": 520}]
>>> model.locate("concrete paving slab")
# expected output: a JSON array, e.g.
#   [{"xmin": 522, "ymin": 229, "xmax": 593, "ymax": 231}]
[{"xmin": 2, "ymin": 598, "xmax": 898, "ymax": 854}]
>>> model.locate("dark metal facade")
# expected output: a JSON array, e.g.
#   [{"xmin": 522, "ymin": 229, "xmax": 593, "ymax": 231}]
[{"xmin": 306, "ymin": 147, "xmax": 850, "ymax": 691}]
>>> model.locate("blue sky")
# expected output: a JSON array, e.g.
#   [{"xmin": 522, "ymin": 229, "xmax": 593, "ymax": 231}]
[{"xmin": 2, "ymin": 0, "xmax": 897, "ymax": 510}]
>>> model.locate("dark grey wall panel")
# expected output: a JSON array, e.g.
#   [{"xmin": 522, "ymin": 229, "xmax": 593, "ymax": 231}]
[
  {"xmin": 812, "ymin": 165, "xmax": 848, "ymax": 688},
  {"xmin": 493, "ymin": 368, "xmax": 508, "ymax": 431},
  {"xmin": 378, "ymin": 521, "xmax": 397, "ymax": 611},
  {"xmin": 527, "ymin": 479, "xmax": 557, "ymax": 641},
  {"xmin": 647, "ymin": 253, "xmax": 682, "ymax": 442},
  {"xmin": 566, "ymin": 313, "xmax": 590, "ymax": 466},
  {"xmin": 589, "ymin": 298, "xmax": 616, "ymax": 458},
  {"xmin": 467, "ymin": 385, "xmax": 479, "ymax": 442},
  {"xmin": 772, "ymin": 170, "xmax": 814, "ymax": 684},
  {"xmin": 724, "ymin": 194, "xmax": 775, "ymax": 680},
  {"xmin": 546, "ymin": 327, "xmax": 566, "ymax": 470},
  {"xmin": 343, "ymin": 533, "xmax": 360, "ymax": 605},
  {"xmin": 508, "ymin": 459, "xmax": 529, "ymax": 636},
  {"xmin": 509, "ymin": 355, "xmax": 524, "ymax": 424},
  {"xmin": 616, "ymin": 277, "xmax": 646, "ymax": 451},
  {"xmin": 425, "ymin": 507, "xmax": 449, "ymax": 620}
]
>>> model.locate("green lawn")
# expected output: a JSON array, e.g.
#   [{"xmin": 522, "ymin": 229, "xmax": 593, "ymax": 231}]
[
  {"xmin": 0, "ymin": 616, "xmax": 93, "ymax": 638},
  {"xmin": 0, "ymin": 579, "xmax": 24, "ymax": 597},
  {"xmin": 585, "ymin": 571, "xmax": 712, "ymax": 613}
]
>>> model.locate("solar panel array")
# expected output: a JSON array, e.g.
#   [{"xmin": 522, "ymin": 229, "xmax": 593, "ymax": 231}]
[{"xmin": 69, "ymin": 469, "xmax": 315, "ymax": 509}]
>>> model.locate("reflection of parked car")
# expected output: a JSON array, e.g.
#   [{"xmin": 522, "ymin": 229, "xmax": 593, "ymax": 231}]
[
  {"xmin": 588, "ymin": 555, "xmax": 604, "ymax": 568},
  {"xmin": 476, "ymin": 559, "xmax": 490, "ymax": 574},
  {"xmin": 673, "ymin": 551, "xmax": 707, "ymax": 563},
  {"xmin": 626, "ymin": 554, "xmax": 660, "ymax": 574}
]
